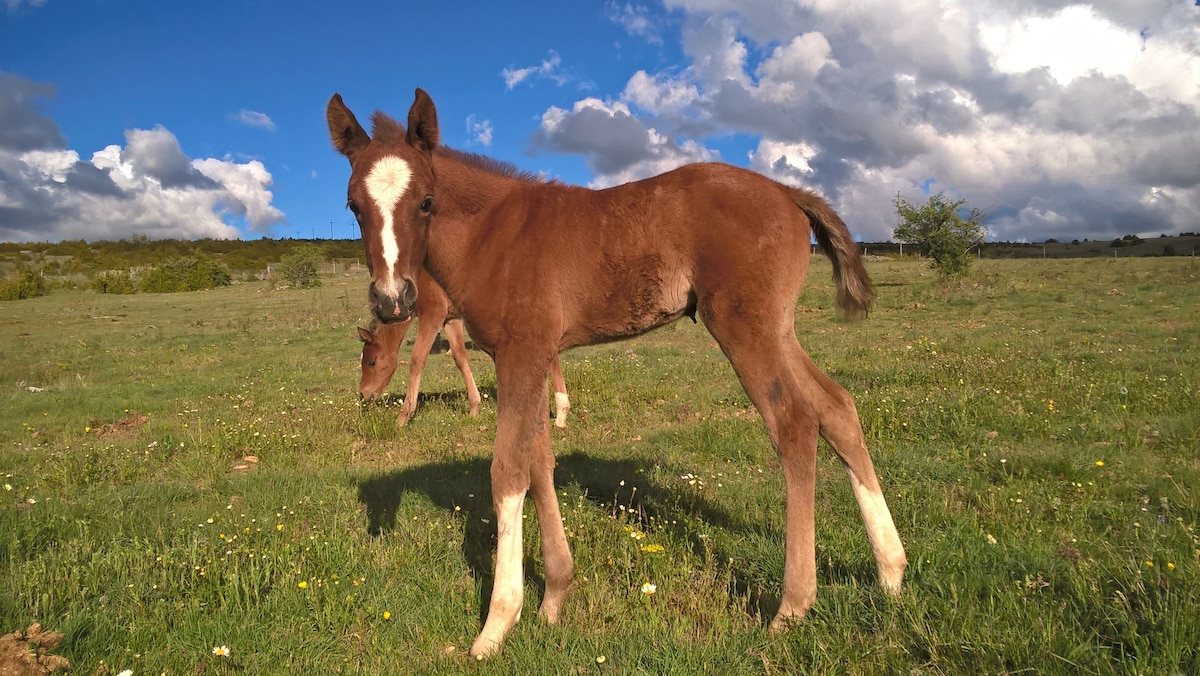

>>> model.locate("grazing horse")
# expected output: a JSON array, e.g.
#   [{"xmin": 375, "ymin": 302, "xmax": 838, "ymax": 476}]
[
  {"xmin": 327, "ymin": 89, "xmax": 907, "ymax": 659},
  {"xmin": 358, "ymin": 271, "xmax": 572, "ymax": 427},
  {"xmin": 357, "ymin": 268, "xmax": 481, "ymax": 425}
]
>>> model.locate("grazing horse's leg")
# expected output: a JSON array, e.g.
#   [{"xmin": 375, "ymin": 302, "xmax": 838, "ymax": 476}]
[
  {"xmin": 470, "ymin": 350, "xmax": 556, "ymax": 659},
  {"xmin": 550, "ymin": 355, "xmax": 570, "ymax": 429},
  {"xmin": 443, "ymin": 318, "xmax": 482, "ymax": 417},
  {"xmin": 397, "ymin": 309, "xmax": 447, "ymax": 426}
]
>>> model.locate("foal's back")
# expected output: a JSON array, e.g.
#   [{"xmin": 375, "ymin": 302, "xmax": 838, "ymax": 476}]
[{"xmin": 465, "ymin": 162, "xmax": 815, "ymax": 348}]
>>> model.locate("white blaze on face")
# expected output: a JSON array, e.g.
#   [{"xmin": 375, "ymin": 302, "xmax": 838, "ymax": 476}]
[{"xmin": 364, "ymin": 155, "xmax": 412, "ymax": 297}]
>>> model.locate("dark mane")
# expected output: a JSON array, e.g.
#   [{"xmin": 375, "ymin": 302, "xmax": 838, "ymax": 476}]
[
  {"xmin": 437, "ymin": 147, "xmax": 554, "ymax": 184},
  {"xmin": 370, "ymin": 111, "xmax": 405, "ymax": 145}
]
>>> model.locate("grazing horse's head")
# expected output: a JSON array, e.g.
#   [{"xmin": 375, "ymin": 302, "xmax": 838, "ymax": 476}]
[
  {"xmin": 356, "ymin": 323, "xmax": 399, "ymax": 401},
  {"xmin": 326, "ymin": 89, "xmax": 440, "ymax": 323}
]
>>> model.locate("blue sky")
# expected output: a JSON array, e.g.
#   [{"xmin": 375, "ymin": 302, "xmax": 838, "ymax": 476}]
[{"xmin": 2, "ymin": 0, "xmax": 1198, "ymax": 244}]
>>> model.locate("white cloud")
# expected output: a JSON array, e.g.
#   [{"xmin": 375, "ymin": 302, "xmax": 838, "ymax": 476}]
[
  {"xmin": 980, "ymin": 6, "xmax": 1139, "ymax": 84},
  {"xmin": 232, "ymin": 109, "xmax": 276, "ymax": 131},
  {"xmin": 608, "ymin": 2, "xmax": 663, "ymax": 43},
  {"xmin": 466, "ymin": 114, "xmax": 494, "ymax": 146},
  {"xmin": 622, "ymin": 71, "xmax": 701, "ymax": 117},
  {"xmin": 748, "ymin": 139, "xmax": 817, "ymax": 185},
  {"xmin": 754, "ymin": 32, "xmax": 836, "ymax": 104},
  {"xmin": 502, "ymin": 51, "xmax": 566, "ymax": 89},
  {"xmin": 194, "ymin": 156, "xmax": 285, "ymax": 232},
  {"xmin": 682, "ymin": 15, "xmax": 751, "ymax": 87}
]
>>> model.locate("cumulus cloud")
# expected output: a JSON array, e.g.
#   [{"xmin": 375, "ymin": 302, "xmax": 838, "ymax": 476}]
[
  {"xmin": 0, "ymin": 70, "xmax": 284, "ymax": 242},
  {"xmin": 529, "ymin": 0, "xmax": 1200, "ymax": 241},
  {"xmin": 232, "ymin": 109, "xmax": 276, "ymax": 131},
  {"xmin": 532, "ymin": 97, "xmax": 716, "ymax": 187},
  {"xmin": 502, "ymin": 51, "xmax": 567, "ymax": 89}
]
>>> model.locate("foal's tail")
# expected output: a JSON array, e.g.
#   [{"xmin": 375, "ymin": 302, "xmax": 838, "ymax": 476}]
[{"xmin": 789, "ymin": 187, "xmax": 874, "ymax": 320}]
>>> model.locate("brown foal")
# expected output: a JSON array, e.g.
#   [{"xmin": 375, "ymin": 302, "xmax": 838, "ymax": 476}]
[{"xmin": 328, "ymin": 89, "xmax": 906, "ymax": 659}]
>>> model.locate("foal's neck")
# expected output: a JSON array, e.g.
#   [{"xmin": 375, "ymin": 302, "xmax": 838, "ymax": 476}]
[{"xmin": 424, "ymin": 152, "xmax": 525, "ymax": 297}]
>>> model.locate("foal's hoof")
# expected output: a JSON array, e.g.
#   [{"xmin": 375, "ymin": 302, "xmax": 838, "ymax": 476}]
[
  {"xmin": 767, "ymin": 607, "xmax": 808, "ymax": 635},
  {"xmin": 468, "ymin": 636, "xmax": 502, "ymax": 661}
]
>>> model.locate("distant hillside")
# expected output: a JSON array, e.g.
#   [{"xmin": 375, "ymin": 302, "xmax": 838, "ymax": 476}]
[
  {"xmin": 0, "ymin": 237, "xmax": 367, "ymax": 274},
  {"xmin": 861, "ymin": 233, "xmax": 1200, "ymax": 259},
  {"xmin": 2, "ymin": 231, "xmax": 1197, "ymax": 286}
]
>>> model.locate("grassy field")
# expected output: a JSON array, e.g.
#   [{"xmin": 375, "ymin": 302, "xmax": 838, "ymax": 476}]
[{"xmin": 1, "ymin": 258, "xmax": 1197, "ymax": 674}]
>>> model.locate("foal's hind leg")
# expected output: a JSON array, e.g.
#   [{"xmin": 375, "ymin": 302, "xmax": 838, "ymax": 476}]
[
  {"xmin": 704, "ymin": 309, "xmax": 905, "ymax": 630},
  {"xmin": 550, "ymin": 355, "xmax": 570, "ymax": 428},
  {"xmin": 705, "ymin": 317, "xmax": 822, "ymax": 627},
  {"xmin": 791, "ymin": 349, "xmax": 907, "ymax": 593},
  {"xmin": 443, "ymin": 318, "xmax": 482, "ymax": 417},
  {"xmin": 528, "ymin": 386, "xmax": 574, "ymax": 620}
]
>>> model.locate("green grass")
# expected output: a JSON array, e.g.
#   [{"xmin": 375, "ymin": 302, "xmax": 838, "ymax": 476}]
[{"xmin": 1, "ymin": 258, "xmax": 1197, "ymax": 674}]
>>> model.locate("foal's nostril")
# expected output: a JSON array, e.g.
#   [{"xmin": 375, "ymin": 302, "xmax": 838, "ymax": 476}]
[{"xmin": 401, "ymin": 277, "xmax": 418, "ymax": 307}]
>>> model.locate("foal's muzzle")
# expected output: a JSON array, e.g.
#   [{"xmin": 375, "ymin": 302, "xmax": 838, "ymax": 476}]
[{"xmin": 369, "ymin": 279, "xmax": 417, "ymax": 323}]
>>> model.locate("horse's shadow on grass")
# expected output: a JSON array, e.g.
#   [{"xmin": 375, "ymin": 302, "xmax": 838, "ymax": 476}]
[
  {"xmin": 356, "ymin": 449, "xmax": 876, "ymax": 628},
  {"xmin": 358, "ymin": 385, "xmax": 498, "ymax": 416}
]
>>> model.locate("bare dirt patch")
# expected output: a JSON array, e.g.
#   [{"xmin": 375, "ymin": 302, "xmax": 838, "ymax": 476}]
[
  {"xmin": 0, "ymin": 624, "xmax": 69, "ymax": 675},
  {"xmin": 89, "ymin": 410, "xmax": 148, "ymax": 438}
]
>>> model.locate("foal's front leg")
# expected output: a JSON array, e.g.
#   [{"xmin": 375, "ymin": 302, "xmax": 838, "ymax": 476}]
[{"xmin": 469, "ymin": 353, "xmax": 569, "ymax": 659}]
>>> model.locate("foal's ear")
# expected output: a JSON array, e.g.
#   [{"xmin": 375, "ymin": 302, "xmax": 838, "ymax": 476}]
[
  {"xmin": 326, "ymin": 93, "xmax": 371, "ymax": 159},
  {"xmin": 357, "ymin": 326, "xmax": 374, "ymax": 344},
  {"xmin": 406, "ymin": 87, "xmax": 440, "ymax": 155}
]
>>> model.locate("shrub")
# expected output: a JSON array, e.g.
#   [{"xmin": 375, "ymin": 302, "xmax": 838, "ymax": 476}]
[
  {"xmin": 277, "ymin": 244, "xmax": 326, "ymax": 289},
  {"xmin": 892, "ymin": 192, "xmax": 986, "ymax": 279},
  {"xmin": 0, "ymin": 264, "xmax": 46, "ymax": 301},
  {"xmin": 94, "ymin": 270, "xmax": 138, "ymax": 294},
  {"xmin": 139, "ymin": 256, "xmax": 232, "ymax": 293}
]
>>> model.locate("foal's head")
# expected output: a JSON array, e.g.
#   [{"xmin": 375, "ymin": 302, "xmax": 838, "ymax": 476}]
[{"xmin": 326, "ymin": 90, "xmax": 440, "ymax": 323}]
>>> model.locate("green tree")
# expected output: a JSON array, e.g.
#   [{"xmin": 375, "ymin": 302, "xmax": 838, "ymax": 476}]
[
  {"xmin": 893, "ymin": 192, "xmax": 986, "ymax": 278},
  {"xmin": 276, "ymin": 244, "xmax": 326, "ymax": 288}
]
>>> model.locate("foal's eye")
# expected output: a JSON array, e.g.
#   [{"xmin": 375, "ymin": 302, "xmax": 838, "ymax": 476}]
[
  {"xmin": 346, "ymin": 200, "xmax": 361, "ymax": 217},
  {"xmin": 367, "ymin": 359, "xmax": 376, "ymax": 367},
  {"xmin": 419, "ymin": 196, "xmax": 433, "ymax": 214}
]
